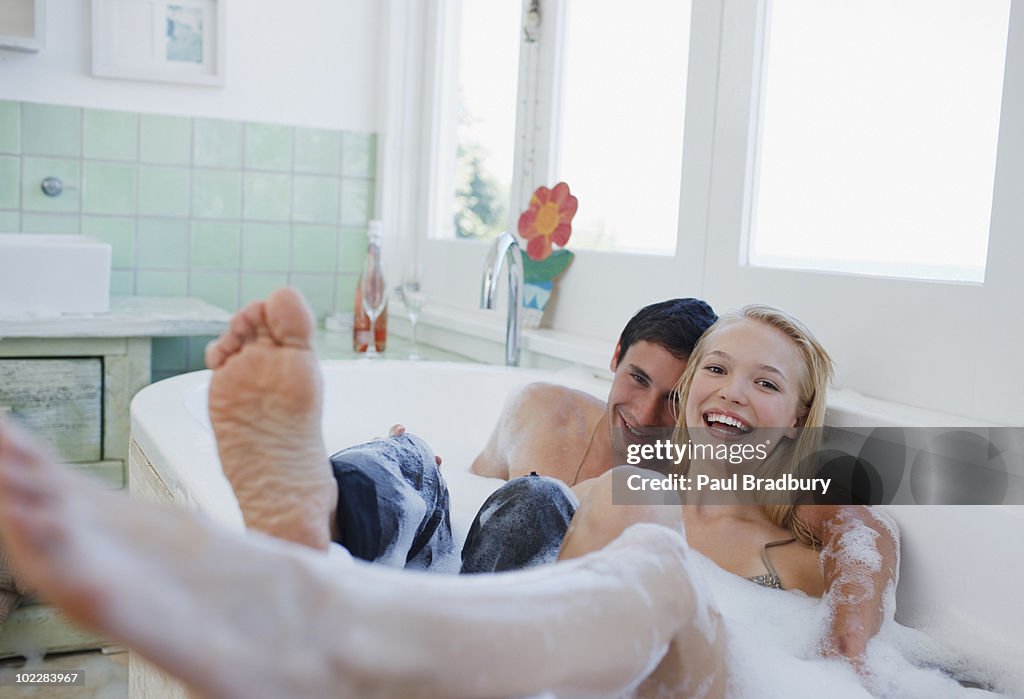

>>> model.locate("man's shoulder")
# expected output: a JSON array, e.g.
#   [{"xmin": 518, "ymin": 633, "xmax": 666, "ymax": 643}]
[
  {"xmin": 473, "ymin": 381, "xmax": 605, "ymax": 480},
  {"xmin": 513, "ymin": 382, "xmax": 606, "ymax": 422},
  {"xmin": 496, "ymin": 382, "xmax": 606, "ymax": 481}
]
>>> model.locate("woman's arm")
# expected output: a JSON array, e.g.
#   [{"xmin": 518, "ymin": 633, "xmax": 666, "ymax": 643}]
[{"xmin": 795, "ymin": 504, "xmax": 900, "ymax": 666}]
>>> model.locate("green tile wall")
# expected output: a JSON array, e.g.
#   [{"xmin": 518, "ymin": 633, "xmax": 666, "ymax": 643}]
[
  {"xmin": 83, "ymin": 109, "xmax": 138, "ymax": 161},
  {"xmin": 138, "ymin": 165, "xmax": 191, "ymax": 216},
  {"xmin": 293, "ymin": 175, "xmax": 339, "ymax": 224},
  {"xmin": 22, "ymin": 103, "xmax": 80, "ymax": 157},
  {"xmin": 295, "ymin": 127, "xmax": 340, "ymax": 175},
  {"xmin": 0, "ymin": 210, "xmax": 19, "ymax": 231},
  {"xmin": 0, "ymin": 100, "xmax": 378, "ymax": 380},
  {"xmin": 0, "ymin": 155, "xmax": 18, "ymax": 209},
  {"xmin": 139, "ymin": 114, "xmax": 191, "ymax": 164},
  {"xmin": 82, "ymin": 161, "xmax": 135, "ymax": 215},
  {"xmin": 243, "ymin": 172, "xmax": 292, "ymax": 221},
  {"xmin": 194, "ymin": 118, "xmax": 243, "ymax": 168},
  {"xmin": 245, "ymin": 123, "xmax": 293, "ymax": 171},
  {"xmin": 191, "ymin": 221, "xmax": 240, "ymax": 269}
]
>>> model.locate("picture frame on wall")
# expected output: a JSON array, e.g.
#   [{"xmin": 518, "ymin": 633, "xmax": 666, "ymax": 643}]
[
  {"xmin": 92, "ymin": 0, "xmax": 225, "ymax": 86},
  {"xmin": 0, "ymin": 0, "xmax": 46, "ymax": 52}
]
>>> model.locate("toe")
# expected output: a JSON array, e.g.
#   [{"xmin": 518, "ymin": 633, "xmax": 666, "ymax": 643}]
[
  {"xmin": 235, "ymin": 300, "xmax": 268, "ymax": 340},
  {"xmin": 205, "ymin": 338, "xmax": 224, "ymax": 369},
  {"xmin": 266, "ymin": 288, "xmax": 315, "ymax": 348},
  {"xmin": 205, "ymin": 332, "xmax": 233, "ymax": 369},
  {"xmin": 206, "ymin": 301, "xmax": 267, "ymax": 368},
  {"xmin": 205, "ymin": 330, "xmax": 242, "ymax": 369}
]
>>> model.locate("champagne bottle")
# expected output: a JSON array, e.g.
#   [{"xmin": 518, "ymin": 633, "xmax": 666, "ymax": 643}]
[{"xmin": 353, "ymin": 221, "xmax": 388, "ymax": 352}]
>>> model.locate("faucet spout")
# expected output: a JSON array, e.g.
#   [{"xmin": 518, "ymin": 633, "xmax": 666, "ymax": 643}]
[{"xmin": 481, "ymin": 232, "xmax": 523, "ymax": 366}]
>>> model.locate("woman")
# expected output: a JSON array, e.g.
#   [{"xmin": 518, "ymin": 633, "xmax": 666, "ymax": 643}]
[{"xmin": 550, "ymin": 305, "xmax": 837, "ymax": 694}]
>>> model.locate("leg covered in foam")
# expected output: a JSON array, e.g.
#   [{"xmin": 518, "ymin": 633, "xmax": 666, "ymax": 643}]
[{"xmin": 0, "ymin": 421, "xmax": 722, "ymax": 698}]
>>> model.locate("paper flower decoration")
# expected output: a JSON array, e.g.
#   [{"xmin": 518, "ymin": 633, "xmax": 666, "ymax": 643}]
[
  {"xmin": 518, "ymin": 182, "xmax": 578, "ymax": 261},
  {"xmin": 516, "ymin": 182, "xmax": 578, "ymax": 328}
]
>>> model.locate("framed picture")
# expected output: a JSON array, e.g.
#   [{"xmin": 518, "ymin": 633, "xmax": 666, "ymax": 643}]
[
  {"xmin": 0, "ymin": 0, "xmax": 46, "ymax": 52},
  {"xmin": 92, "ymin": 0, "xmax": 225, "ymax": 86}
]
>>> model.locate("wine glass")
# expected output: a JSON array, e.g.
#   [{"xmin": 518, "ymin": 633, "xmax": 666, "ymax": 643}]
[
  {"xmin": 361, "ymin": 261, "xmax": 388, "ymax": 359},
  {"xmin": 402, "ymin": 262, "xmax": 427, "ymax": 360}
]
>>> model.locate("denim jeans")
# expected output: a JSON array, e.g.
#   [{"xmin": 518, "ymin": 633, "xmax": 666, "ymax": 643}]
[{"xmin": 329, "ymin": 433, "xmax": 577, "ymax": 574}]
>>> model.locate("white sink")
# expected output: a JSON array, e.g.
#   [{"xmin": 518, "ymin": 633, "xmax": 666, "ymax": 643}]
[{"xmin": 0, "ymin": 234, "xmax": 112, "ymax": 316}]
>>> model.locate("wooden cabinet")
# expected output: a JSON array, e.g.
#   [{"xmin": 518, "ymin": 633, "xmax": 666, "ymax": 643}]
[
  {"xmin": 0, "ymin": 336, "xmax": 151, "ymax": 490},
  {"xmin": 0, "ymin": 358, "xmax": 103, "ymax": 462},
  {"xmin": 0, "ymin": 297, "xmax": 229, "ymax": 658}
]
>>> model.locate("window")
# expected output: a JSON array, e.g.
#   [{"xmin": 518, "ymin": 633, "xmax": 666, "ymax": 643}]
[
  {"xmin": 749, "ymin": 0, "xmax": 1011, "ymax": 282},
  {"xmin": 555, "ymin": 0, "xmax": 691, "ymax": 254},
  {"xmin": 448, "ymin": 0, "xmax": 521, "ymax": 242},
  {"xmin": 437, "ymin": 0, "xmax": 692, "ymax": 256}
]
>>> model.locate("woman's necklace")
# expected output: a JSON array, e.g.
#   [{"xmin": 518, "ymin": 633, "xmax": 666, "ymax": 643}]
[{"xmin": 571, "ymin": 413, "xmax": 606, "ymax": 486}]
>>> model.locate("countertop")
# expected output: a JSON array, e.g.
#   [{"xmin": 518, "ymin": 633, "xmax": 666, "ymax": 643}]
[{"xmin": 0, "ymin": 296, "xmax": 232, "ymax": 338}]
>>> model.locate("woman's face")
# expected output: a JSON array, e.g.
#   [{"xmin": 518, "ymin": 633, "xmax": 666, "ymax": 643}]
[{"xmin": 684, "ymin": 318, "xmax": 806, "ymax": 450}]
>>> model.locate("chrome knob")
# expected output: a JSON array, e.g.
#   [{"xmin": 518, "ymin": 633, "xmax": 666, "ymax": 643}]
[{"xmin": 41, "ymin": 176, "xmax": 64, "ymax": 197}]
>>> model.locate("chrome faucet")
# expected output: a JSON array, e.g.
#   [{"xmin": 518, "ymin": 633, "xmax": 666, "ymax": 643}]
[{"xmin": 481, "ymin": 232, "xmax": 523, "ymax": 366}]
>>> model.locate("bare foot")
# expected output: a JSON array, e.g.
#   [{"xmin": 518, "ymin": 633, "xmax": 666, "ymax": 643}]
[{"xmin": 206, "ymin": 288, "xmax": 336, "ymax": 550}]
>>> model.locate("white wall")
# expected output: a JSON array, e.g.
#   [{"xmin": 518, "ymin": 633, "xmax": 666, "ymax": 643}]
[{"xmin": 0, "ymin": 0, "xmax": 382, "ymax": 131}]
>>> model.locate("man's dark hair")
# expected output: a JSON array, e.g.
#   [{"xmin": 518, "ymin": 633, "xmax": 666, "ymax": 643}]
[{"xmin": 617, "ymin": 298, "xmax": 717, "ymax": 362}]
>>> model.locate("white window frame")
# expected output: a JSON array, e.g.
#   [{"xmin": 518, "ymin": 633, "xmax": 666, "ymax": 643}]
[
  {"xmin": 378, "ymin": 0, "xmax": 1024, "ymax": 424},
  {"xmin": 701, "ymin": 0, "xmax": 1024, "ymax": 424}
]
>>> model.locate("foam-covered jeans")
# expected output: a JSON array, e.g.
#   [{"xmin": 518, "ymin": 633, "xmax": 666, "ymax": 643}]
[{"xmin": 329, "ymin": 432, "xmax": 577, "ymax": 574}]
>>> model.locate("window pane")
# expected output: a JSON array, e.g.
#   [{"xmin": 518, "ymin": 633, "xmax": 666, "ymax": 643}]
[
  {"xmin": 750, "ymin": 0, "xmax": 1010, "ymax": 282},
  {"xmin": 452, "ymin": 0, "xmax": 520, "ymax": 241},
  {"xmin": 556, "ymin": 0, "xmax": 691, "ymax": 254}
]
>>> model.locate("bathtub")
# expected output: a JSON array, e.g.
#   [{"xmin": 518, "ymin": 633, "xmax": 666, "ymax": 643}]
[{"xmin": 128, "ymin": 360, "xmax": 1024, "ymax": 695}]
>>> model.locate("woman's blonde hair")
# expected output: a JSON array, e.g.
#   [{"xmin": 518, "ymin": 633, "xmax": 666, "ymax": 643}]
[{"xmin": 671, "ymin": 305, "xmax": 834, "ymax": 548}]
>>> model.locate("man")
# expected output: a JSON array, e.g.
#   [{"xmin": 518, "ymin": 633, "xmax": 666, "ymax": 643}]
[
  {"xmin": 458, "ymin": 299, "xmax": 716, "ymax": 573},
  {"xmin": 471, "ymin": 298, "xmax": 715, "ymax": 488}
]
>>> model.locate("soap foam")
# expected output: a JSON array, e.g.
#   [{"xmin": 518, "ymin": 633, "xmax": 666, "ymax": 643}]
[
  {"xmin": 820, "ymin": 510, "xmax": 885, "ymax": 605},
  {"xmin": 692, "ymin": 551, "xmax": 1014, "ymax": 697}
]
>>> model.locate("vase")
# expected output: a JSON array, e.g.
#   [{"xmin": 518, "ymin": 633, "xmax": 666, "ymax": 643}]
[{"xmin": 522, "ymin": 280, "xmax": 553, "ymax": 329}]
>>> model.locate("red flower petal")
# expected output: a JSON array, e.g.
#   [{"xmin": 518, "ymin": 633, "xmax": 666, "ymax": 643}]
[
  {"xmin": 526, "ymin": 234, "xmax": 551, "ymax": 261},
  {"xmin": 550, "ymin": 182, "xmax": 571, "ymax": 206},
  {"xmin": 560, "ymin": 195, "xmax": 578, "ymax": 221},
  {"xmin": 518, "ymin": 209, "xmax": 538, "ymax": 236},
  {"xmin": 532, "ymin": 186, "xmax": 551, "ymax": 206},
  {"xmin": 552, "ymin": 223, "xmax": 572, "ymax": 247}
]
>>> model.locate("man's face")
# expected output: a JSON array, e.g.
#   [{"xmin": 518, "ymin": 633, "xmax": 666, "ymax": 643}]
[{"xmin": 607, "ymin": 340, "xmax": 689, "ymax": 461}]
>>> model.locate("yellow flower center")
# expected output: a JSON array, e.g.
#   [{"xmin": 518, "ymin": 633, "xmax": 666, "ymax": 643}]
[{"xmin": 535, "ymin": 201, "xmax": 560, "ymax": 236}]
